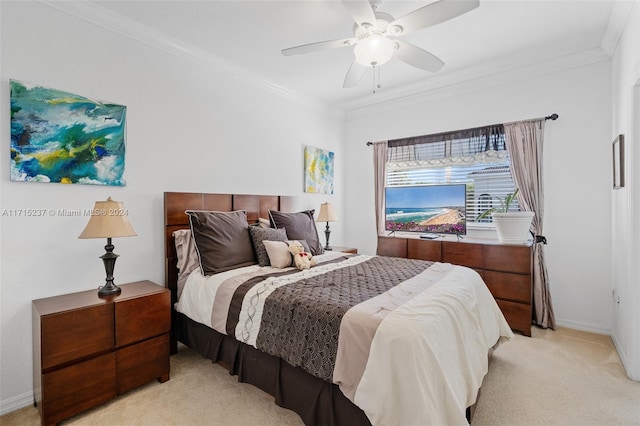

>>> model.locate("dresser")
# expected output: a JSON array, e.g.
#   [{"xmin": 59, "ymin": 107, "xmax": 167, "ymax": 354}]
[
  {"xmin": 32, "ymin": 280, "xmax": 171, "ymax": 425},
  {"xmin": 378, "ymin": 236, "xmax": 533, "ymax": 336}
]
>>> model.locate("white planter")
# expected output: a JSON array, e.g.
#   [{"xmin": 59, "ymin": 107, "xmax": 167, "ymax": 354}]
[{"xmin": 493, "ymin": 212, "xmax": 535, "ymax": 244}]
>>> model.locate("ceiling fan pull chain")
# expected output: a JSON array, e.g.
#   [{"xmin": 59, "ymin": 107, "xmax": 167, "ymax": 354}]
[
  {"xmin": 372, "ymin": 64, "xmax": 376, "ymax": 93},
  {"xmin": 372, "ymin": 64, "xmax": 382, "ymax": 94}
]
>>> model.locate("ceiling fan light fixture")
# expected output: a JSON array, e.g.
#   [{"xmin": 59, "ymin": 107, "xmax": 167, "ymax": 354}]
[
  {"xmin": 388, "ymin": 24, "xmax": 403, "ymax": 35},
  {"xmin": 354, "ymin": 33, "xmax": 396, "ymax": 67}
]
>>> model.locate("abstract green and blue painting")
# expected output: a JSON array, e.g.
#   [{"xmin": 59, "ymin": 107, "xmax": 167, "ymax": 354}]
[{"xmin": 10, "ymin": 80, "xmax": 127, "ymax": 185}]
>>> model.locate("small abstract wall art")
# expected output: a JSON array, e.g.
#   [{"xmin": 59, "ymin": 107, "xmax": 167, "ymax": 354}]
[
  {"xmin": 304, "ymin": 146, "xmax": 334, "ymax": 194},
  {"xmin": 10, "ymin": 80, "xmax": 127, "ymax": 185}
]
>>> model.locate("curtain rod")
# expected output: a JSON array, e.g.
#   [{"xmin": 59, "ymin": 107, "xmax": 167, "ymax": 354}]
[{"xmin": 365, "ymin": 113, "xmax": 559, "ymax": 146}]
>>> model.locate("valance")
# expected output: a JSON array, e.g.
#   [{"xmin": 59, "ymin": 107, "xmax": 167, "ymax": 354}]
[{"xmin": 387, "ymin": 124, "xmax": 506, "ymax": 166}]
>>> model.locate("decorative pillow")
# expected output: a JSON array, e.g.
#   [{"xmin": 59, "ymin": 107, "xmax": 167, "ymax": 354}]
[
  {"xmin": 258, "ymin": 217, "xmax": 271, "ymax": 229},
  {"xmin": 172, "ymin": 229, "xmax": 199, "ymax": 299},
  {"xmin": 186, "ymin": 210, "xmax": 257, "ymax": 275},
  {"xmin": 268, "ymin": 210, "xmax": 324, "ymax": 255},
  {"xmin": 249, "ymin": 226, "xmax": 288, "ymax": 266},
  {"xmin": 263, "ymin": 240, "xmax": 293, "ymax": 268}
]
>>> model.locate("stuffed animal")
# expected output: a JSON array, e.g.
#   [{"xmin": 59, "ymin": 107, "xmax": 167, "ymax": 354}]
[{"xmin": 288, "ymin": 240, "xmax": 316, "ymax": 270}]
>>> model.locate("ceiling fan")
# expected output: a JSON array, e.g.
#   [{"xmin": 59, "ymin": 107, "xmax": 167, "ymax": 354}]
[{"xmin": 281, "ymin": 0, "xmax": 479, "ymax": 88}]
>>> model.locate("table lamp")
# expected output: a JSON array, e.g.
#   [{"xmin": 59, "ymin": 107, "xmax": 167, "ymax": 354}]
[
  {"xmin": 316, "ymin": 202, "xmax": 337, "ymax": 251},
  {"xmin": 79, "ymin": 197, "xmax": 137, "ymax": 297}
]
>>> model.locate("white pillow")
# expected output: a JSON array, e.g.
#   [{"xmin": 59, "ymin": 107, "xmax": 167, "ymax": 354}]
[
  {"xmin": 258, "ymin": 217, "xmax": 271, "ymax": 228},
  {"xmin": 263, "ymin": 240, "xmax": 292, "ymax": 268}
]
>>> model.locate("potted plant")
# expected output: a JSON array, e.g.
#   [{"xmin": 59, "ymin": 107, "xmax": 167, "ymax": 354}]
[{"xmin": 476, "ymin": 189, "xmax": 534, "ymax": 244}]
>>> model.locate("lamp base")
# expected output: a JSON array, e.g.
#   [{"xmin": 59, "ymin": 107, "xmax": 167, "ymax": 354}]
[
  {"xmin": 98, "ymin": 237, "xmax": 121, "ymax": 298},
  {"xmin": 324, "ymin": 222, "xmax": 332, "ymax": 251},
  {"xmin": 98, "ymin": 282, "xmax": 122, "ymax": 297}
]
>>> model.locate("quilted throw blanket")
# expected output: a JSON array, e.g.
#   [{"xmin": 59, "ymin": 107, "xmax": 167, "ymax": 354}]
[{"xmin": 176, "ymin": 253, "xmax": 513, "ymax": 426}]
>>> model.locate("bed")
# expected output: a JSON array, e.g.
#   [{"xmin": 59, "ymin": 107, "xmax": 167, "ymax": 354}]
[{"xmin": 164, "ymin": 191, "xmax": 513, "ymax": 426}]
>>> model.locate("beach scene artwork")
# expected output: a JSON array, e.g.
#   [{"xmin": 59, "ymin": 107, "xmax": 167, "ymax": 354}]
[
  {"xmin": 10, "ymin": 80, "xmax": 127, "ymax": 185},
  {"xmin": 304, "ymin": 146, "xmax": 334, "ymax": 194},
  {"xmin": 385, "ymin": 184, "xmax": 467, "ymax": 235}
]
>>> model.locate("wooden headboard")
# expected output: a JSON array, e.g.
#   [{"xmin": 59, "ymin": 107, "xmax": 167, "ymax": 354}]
[{"xmin": 163, "ymin": 191, "xmax": 297, "ymax": 302}]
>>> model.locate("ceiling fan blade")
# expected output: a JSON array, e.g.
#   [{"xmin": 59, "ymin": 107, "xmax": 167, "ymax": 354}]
[
  {"xmin": 341, "ymin": 0, "xmax": 377, "ymax": 28},
  {"xmin": 389, "ymin": 0, "xmax": 479, "ymax": 36},
  {"xmin": 282, "ymin": 37, "xmax": 356, "ymax": 56},
  {"xmin": 343, "ymin": 60, "xmax": 368, "ymax": 88},
  {"xmin": 394, "ymin": 40, "xmax": 445, "ymax": 72}
]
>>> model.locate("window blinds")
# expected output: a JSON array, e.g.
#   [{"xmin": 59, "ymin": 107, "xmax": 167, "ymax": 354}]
[{"xmin": 385, "ymin": 124, "xmax": 518, "ymax": 223}]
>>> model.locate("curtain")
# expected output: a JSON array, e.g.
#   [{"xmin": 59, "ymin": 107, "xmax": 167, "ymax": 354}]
[
  {"xmin": 372, "ymin": 141, "xmax": 388, "ymax": 235},
  {"xmin": 504, "ymin": 119, "xmax": 556, "ymax": 329}
]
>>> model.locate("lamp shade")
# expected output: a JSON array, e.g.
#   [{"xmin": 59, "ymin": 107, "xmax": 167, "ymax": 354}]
[
  {"xmin": 316, "ymin": 202, "xmax": 337, "ymax": 223},
  {"xmin": 354, "ymin": 34, "xmax": 396, "ymax": 67},
  {"xmin": 78, "ymin": 197, "xmax": 137, "ymax": 239}
]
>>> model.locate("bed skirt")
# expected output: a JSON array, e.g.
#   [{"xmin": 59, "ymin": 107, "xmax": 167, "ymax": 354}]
[
  {"xmin": 174, "ymin": 312, "xmax": 476, "ymax": 426},
  {"xmin": 174, "ymin": 312, "xmax": 371, "ymax": 426}
]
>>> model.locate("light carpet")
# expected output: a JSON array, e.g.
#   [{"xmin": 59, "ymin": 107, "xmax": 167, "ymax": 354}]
[{"xmin": 2, "ymin": 327, "xmax": 639, "ymax": 425}]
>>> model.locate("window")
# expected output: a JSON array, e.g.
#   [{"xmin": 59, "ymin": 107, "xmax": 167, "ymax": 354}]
[{"xmin": 386, "ymin": 124, "xmax": 518, "ymax": 225}]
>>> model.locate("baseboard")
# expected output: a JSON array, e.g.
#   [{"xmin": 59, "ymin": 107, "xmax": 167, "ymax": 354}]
[
  {"xmin": 611, "ymin": 329, "xmax": 628, "ymax": 368},
  {"xmin": 554, "ymin": 318, "xmax": 611, "ymax": 335},
  {"xmin": 0, "ymin": 391, "xmax": 33, "ymax": 416},
  {"xmin": 611, "ymin": 329, "xmax": 640, "ymax": 381}
]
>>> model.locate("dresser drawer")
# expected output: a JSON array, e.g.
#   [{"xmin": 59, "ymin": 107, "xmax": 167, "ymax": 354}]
[
  {"xmin": 117, "ymin": 334, "xmax": 170, "ymax": 394},
  {"xmin": 484, "ymin": 245, "xmax": 531, "ymax": 274},
  {"xmin": 40, "ymin": 304, "xmax": 114, "ymax": 371},
  {"xmin": 377, "ymin": 236, "xmax": 407, "ymax": 258},
  {"xmin": 116, "ymin": 290, "xmax": 170, "ymax": 347},
  {"xmin": 442, "ymin": 241, "xmax": 483, "ymax": 268},
  {"xmin": 483, "ymin": 271, "xmax": 531, "ymax": 303},
  {"xmin": 41, "ymin": 352, "xmax": 116, "ymax": 425},
  {"xmin": 496, "ymin": 300, "xmax": 532, "ymax": 337},
  {"xmin": 407, "ymin": 239, "xmax": 441, "ymax": 261}
]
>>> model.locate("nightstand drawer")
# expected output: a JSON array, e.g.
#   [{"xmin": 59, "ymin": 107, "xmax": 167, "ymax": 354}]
[
  {"xmin": 42, "ymin": 352, "xmax": 116, "ymax": 424},
  {"xmin": 330, "ymin": 246, "xmax": 358, "ymax": 254},
  {"xmin": 40, "ymin": 304, "xmax": 114, "ymax": 371},
  {"xmin": 116, "ymin": 290, "xmax": 170, "ymax": 347},
  {"xmin": 117, "ymin": 334, "xmax": 170, "ymax": 394}
]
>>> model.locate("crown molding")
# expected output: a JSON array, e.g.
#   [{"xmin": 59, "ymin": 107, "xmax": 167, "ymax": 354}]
[
  {"xmin": 344, "ymin": 47, "xmax": 611, "ymax": 118},
  {"xmin": 36, "ymin": 0, "xmax": 620, "ymax": 121},
  {"xmin": 39, "ymin": 0, "xmax": 344, "ymax": 120},
  {"xmin": 601, "ymin": 1, "xmax": 635, "ymax": 57}
]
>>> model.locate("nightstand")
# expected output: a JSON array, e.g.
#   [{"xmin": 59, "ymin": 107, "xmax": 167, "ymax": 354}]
[
  {"xmin": 32, "ymin": 281, "xmax": 170, "ymax": 425},
  {"xmin": 329, "ymin": 246, "xmax": 358, "ymax": 254}
]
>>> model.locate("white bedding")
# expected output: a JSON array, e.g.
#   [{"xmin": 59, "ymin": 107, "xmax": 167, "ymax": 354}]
[{"xmin": 353, "ymin": 263, "xmax": 511, "ymax": 426}]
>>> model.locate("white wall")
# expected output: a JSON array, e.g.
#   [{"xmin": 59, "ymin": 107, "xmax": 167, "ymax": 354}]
[
  {"xmin": 0, "ymin": 2, "xmax": 345, "ymax": 413},
  {"xmin": 344, "ymin": 59, "xmax": 613, "ymax": 335},
  {"xmin": 610, "ymin": 1, "xmax": 640, "ymax": 381}
]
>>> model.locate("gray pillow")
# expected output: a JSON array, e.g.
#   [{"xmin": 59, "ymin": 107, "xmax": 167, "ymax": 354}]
[
  {"xmin": 268, "ymin": 210, "xmax": 324, "ymax": 255},
  {"xmin": 249, "ymin": 226, "xmax": 288, "ymax": 266},
  {"xmin": 186, "ymin": 210, "xmax": 257, "ymax": 275}
]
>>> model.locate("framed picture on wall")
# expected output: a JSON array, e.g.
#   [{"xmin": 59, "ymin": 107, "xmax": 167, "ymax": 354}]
[
  {"xmin": 10, "ymin": 79, "xmax": 127, "ymax": 186},
  {"xmin": 304, "ymin": 146, "xmax": 334, "ymax": 194},
  {"xmin": 612, "ymin": 134, "xmax": 625, "ymax": 189}
]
